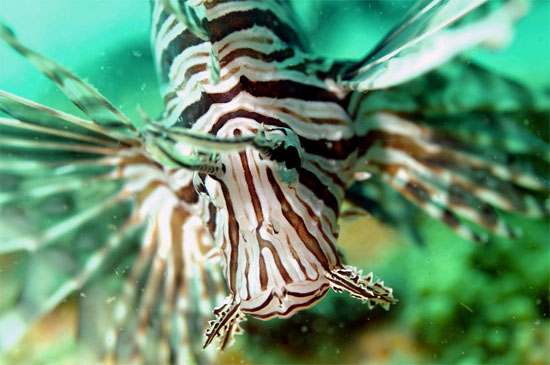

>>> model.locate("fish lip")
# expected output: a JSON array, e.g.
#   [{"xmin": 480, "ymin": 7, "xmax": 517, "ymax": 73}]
[{"xmin": 240, "ymin": 280, "xmax": 330, "ymax": 319}]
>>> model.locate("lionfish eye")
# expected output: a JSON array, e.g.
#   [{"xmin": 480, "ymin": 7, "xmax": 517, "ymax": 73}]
[
  {"xmin": 255, "ymin": 127, "xmax": 303, "ymax": 170},
  {"xmin": 270, "ymin": 144, "xmax": 301, "ymax": 170}
]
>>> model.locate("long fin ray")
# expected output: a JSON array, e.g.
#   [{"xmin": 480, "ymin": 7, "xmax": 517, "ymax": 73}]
[
  {"xmin": 0, "ymin": 23, "xmax": 138, "ymax": 135},
  {"xmin": 359, "ymin": 112, "xmax": 548, "ymax": 217},
  {"xmin": 338, "ymin": 0, "xmax": 527, "ymax": 90},
  {"xmin": 369, "ymin": 164, "xmax": 487, "ymax": 242},
  {"xmin": 0, "ymin": 90, "xmax": 139, "ymax": 147},
  {"xmin": 0, "ymin": 116, "xmax": 121, "ymax": 148},
  {"xmin": 0, "ymin": 213, "xmax": 140, "ymax": 352},
  {"xmin": 0, "ymin": 188, "xmax": 128, "ymax": 254}
]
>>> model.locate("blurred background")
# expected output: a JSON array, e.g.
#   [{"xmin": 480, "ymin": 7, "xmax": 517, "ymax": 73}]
[{"xmin": 0, "ymin": 1, "xmax": 549, "ymax": 364}]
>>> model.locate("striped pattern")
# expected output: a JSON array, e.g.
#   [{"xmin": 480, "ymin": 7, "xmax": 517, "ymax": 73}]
[
  {"xmin": 151, "ymin": 0, "xmax": 395, "ymax": 350},
  {"xmin": 0, "ymin": 19, "xmax": 225, "ymax": 363},
  {"xmin": 150, "ymin": 0, "xmax": 397, "ymax": 350},
  {"xmin": 345, "ymin": 58, "xmax": 550, "ymax": 243},
  {"xmin": 0, "ymin": 0, "xmax": 548, "ymax": 363},
  {"xmin": 150, "ymin": 0, "xmax": 548, "ymax": 350}
]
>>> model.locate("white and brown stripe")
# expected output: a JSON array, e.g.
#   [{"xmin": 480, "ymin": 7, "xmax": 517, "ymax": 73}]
[
  {"xmin": 149, "ymin": 0, "xmax": 548, "ymax": 350},
  {"xmin": 151, "ymin": 0, "xmax": 396, "ymax": 349}
]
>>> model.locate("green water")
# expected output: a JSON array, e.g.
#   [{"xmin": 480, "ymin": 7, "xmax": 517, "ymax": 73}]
[{"xmin": 0, "ymin": 1, "xmax": 549, "ymax": 364}]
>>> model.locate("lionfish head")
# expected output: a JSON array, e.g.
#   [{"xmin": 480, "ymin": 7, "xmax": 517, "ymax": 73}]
[
  {"xmin": 196, "ymin": 123, "xmax": 395, "ymax": 350},
  {"xmin": 196, "ymin": 122, "xmax": 343, "ymax": 319}
]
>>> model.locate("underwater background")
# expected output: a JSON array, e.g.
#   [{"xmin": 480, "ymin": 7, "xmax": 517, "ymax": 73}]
[{"xmin": 0, "ymin": 1, "xmax": 548, "ymax": 364}]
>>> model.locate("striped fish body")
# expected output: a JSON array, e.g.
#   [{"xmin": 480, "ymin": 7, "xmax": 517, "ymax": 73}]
[{"xmin": 151, "ymin": 0, "xmax": 370, "ymax": 325}]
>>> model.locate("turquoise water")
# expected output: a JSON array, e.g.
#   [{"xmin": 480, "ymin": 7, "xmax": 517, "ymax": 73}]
[
  {"xmin": 2, "ymin": 1, "xmax": 549, "ymax": 100},
  {"xmin": 0, "ymin": 1, "xmax": 549, "ymax": 364}
]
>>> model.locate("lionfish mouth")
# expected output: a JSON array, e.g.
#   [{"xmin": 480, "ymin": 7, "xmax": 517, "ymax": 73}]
[
  {"xmin": 240, "ymin": 281, "xmax": 331, "ymax": 320},
  {"xmin": 202, "ymin": 257, "xmax": 396, "ymax": 349}
]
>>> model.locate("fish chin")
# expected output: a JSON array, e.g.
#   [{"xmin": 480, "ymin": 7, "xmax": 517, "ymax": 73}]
[{"xmin": 240, "ymin": 279, "xmax": 330, "ymax": 320}]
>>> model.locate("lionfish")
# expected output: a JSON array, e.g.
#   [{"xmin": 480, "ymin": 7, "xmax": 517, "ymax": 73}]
[{"xmin": 0, "ymin": 0, "xmax": 548, "ymax": 363}]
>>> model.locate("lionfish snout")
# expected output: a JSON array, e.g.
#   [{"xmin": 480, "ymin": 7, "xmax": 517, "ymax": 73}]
[{"xmin": 202, "ymin": 122, "xmax": 341, "ymax": 291}]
